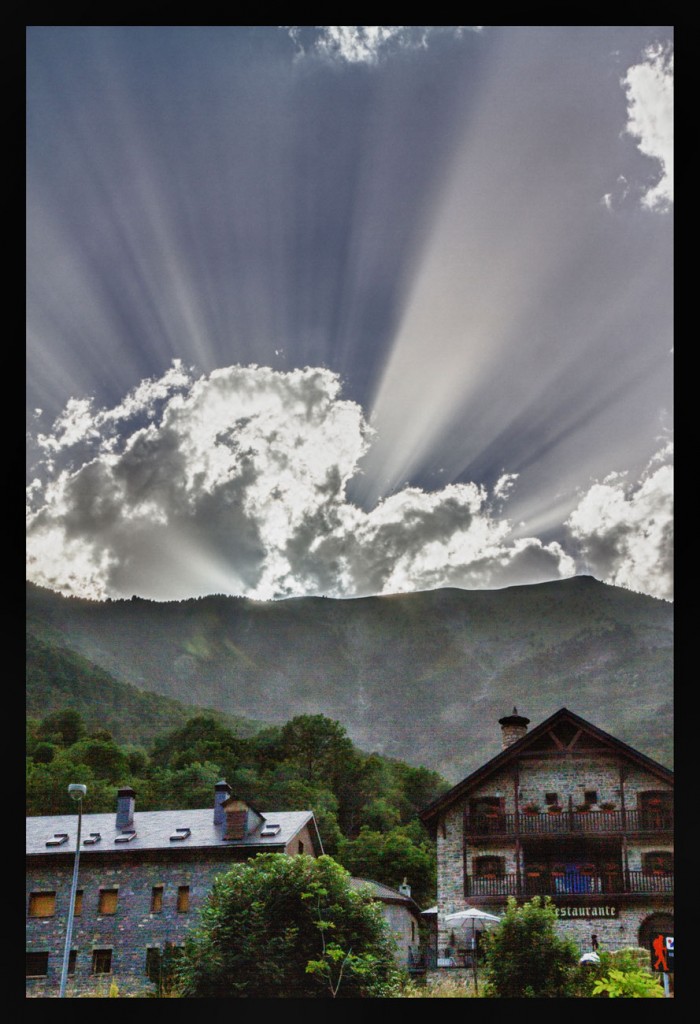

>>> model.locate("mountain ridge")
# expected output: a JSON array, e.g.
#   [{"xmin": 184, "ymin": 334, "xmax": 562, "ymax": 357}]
[{"xmin": 26, "ymin": 576, "xmax": 673, "ymax": 781}]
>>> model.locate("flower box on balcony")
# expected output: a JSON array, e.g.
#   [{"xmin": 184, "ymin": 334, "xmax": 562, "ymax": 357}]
[
  {"xmin": 575, "ymin": 804, "xmax": 590, "ymax": 813},
  {"xmin": 547, "ymin": 805, "xmax": 563, "ymax": 814},
  {"xmin": 598, "ymin": 802, "xmax": 616, "ymax": 812},
  {"xmin": 522, "ymin": 803, "xmax": 540, "ymax": 815}
]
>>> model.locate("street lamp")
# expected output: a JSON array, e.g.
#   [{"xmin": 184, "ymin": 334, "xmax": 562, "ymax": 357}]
[{"xmin": 58, "ymin": 784, "xmax": 87, "ymax": 998}]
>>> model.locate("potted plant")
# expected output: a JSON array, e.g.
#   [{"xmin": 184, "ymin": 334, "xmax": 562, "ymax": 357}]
[
  {"xmin": 599, "ymin": 801, "xmax": 616, "ymax": 812},
  {"xmin": 547, "ymin": 803, "xmax": 563, "ymax": 814},
  {"xmin": 522, "ymin": 802, "xmax": 540, "ymax": 815},
  {"xmin": 575, "ymin": 803, "xmax": 590, "ymax": 813}
]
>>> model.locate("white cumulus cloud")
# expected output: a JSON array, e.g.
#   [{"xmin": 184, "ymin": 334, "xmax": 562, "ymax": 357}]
[
  {"xmin": 566, "ymin": 444, "xmax": 673, "ymax": 601},
  {"xmin": 287, "ymin": 26, "xmax": 480, "ymax": 65},
  {"xmin": 26, "ymin": 364, "xmax": 575, "ymax": 602},
  {"xmin": 622, "ymin": 42, "xmax": 674, "ymax": 211}
]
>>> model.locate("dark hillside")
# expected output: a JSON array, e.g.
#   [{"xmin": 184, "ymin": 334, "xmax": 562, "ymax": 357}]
[{"xmin": 26, "ymin": 576, "xmax": 673, "ymax": 780}]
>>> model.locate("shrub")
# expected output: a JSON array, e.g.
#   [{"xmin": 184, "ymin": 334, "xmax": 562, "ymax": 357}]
[
  {"xmin": 481, "ymin": 896, "xmax": 580, "ymax": 998},
  {"xmin": 177, "ymin": 854, "xmax": 401, "ymax": 998}
]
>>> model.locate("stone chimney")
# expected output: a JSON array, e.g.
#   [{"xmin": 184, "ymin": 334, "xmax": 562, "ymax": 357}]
[
  {"xmin": 498, "ymin": 707, "xmax": 530, "ymax": 749},
  {"xmin": 116, "ymin": 787, "xmax": 135, "ymax": 829},
  {"xmin": 214, "ymin": 780, "xmax": 232, "ymax": 826}
]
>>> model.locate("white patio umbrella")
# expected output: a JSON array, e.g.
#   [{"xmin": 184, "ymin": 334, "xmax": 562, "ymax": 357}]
[{"xmin": 444, "ymin": 907, "xmax": 502, "ymax": 993}]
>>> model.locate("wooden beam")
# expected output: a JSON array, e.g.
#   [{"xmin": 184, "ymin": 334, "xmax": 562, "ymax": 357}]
[{"xmin": 566, "ymin": 729, "xmax": 583, "ymax": 750}]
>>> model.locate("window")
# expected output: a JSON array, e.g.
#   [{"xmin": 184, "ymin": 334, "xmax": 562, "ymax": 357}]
[
  {"xmin": 28, "ymin": 892, "xmax": 56, "ymax": 917},
  {"xmin": 92, "ymin": 949, "xmax": 112, "ymax": 975},
  {"xmin": 68, "ymin": 950, "xmax": 77, "ymax": 975},
  {"xmin": 474, "ymin": 856, "xmax": 505, "ymax": 878},
  {"xmin": 98, "ymin": 888, "xmax": 118, "ymax": 915},
  {"xmin": 151, "ymin": 886, "xmax": 164, "ymax": 913},
  {"xmin": 584, "ymin": 790, "xmax": 598, "ymax": 806},
  {"xmin": 145, "ymin": 947, "xmax": 162, "ymax": 982},
  {"xmin": 643, "ymin": 851, "xmax": 674, "ymax": 874},
  {"xmin": 177, "ymin": 886, "xmax": 190, "ymax": 913},
  {"xmin": 545, "ymin": 792, "xmax": 559, "ymax": 806},
  {"xmin": 26, "ymin": 952, "xmax": 49, "ymax": 977},
  {"xmin": 74, "ymin": 889, "xmax": 83, "ymax": 917},
  {"xmin": 298, "ymin": 840, "xmax": 305, "ymax": 854}
]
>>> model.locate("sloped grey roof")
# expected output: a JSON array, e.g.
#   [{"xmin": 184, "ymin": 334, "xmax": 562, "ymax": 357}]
[
  {"xmin": 26, "ymin": 808, "xmax": 320, "ymax": 857},
  {"xmin": 349, "ymin": 878, "xmax": 421, "ymax": 915}
]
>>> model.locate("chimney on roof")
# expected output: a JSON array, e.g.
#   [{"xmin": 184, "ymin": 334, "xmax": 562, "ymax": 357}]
[
  {"xmin": 221, "ymin": 796, "xmax": 265, "ymax": 841},
  {"xmin": 498, "ymin": 707, "xmax": 530, "ymax": 749},
  {"xmin": 214, "ymin": 780, "xmax": 232, "ymax": 826},
  {"xmin": 398, "ymin": 878, "xmax": 411, "ymax": 898},
  {"xmin": 116, "ymin": 787, "xmax": 135, "ymax": 829}
]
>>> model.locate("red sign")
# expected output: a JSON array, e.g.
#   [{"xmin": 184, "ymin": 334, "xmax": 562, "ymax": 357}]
[{"xmin": 650, "ymin": 934, "xmax": 674, "ymax": 973}]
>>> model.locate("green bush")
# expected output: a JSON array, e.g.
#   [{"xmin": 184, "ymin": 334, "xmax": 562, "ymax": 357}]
[
  {"xmin": 481, "ymin": 897, "xmax": 580, "ymax": 998},
  {"xmin": 177, "ymin": 854, "xmax": 401, "ymax": 998}
]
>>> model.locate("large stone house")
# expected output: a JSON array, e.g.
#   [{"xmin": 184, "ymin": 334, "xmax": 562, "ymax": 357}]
[
  {"xmin": 420, "ymin": 707, "xmax": 673, "ymax": 966},
  {"xmin": 26, "ymin": 781, "xmax": 323, "ymax": 996}
]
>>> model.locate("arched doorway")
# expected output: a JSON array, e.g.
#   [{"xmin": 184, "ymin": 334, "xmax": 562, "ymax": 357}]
[{"xmin": 638, "ymin": 911, "xmax": 674, "ymax": 950}]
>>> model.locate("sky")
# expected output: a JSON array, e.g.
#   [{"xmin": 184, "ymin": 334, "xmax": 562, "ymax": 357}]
[{"xmin": 26, "ymin": 26, "xmax": 673, "ymax": 604}]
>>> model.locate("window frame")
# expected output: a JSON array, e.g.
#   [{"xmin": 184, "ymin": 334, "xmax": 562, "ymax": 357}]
[
  {"xmin": 26, "ymin": 951, "xmax": 49, "ymax": 978},
  {"xmin": 176, "ymin": 885, "xmax": 190, "ymax": 913},
  {"xmin": 97, "ymin": 887, "xmax": 119, "ymax": 915},
  {"xmin": 150, "ymin": 885, "xmax": 164, "ymax": 913},
  {"xmin": 28, "ymin": 891, "xmax": 56, "ymax": 918},
  {"xmin": 91, "ymin": 948, "xmax": 113, "ymax": 975}
]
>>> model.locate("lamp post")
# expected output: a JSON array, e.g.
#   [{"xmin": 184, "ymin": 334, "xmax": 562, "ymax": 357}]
[{"xmin": 58, "ymin": 784, "xmax": 87, "ymax": 998}]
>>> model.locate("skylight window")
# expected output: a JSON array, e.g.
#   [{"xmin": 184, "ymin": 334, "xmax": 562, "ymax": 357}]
[
  {"xmin": 169, "ymin": 828, "xmax": 192, "ymax": 842},
  {"xmin": 260, "ymin": 824, "xmax": 281, "ymax": 836},
  {"xmin": 45, "ymin": 833, "xmax": 69, "ymax": 846},
  {"xmin": 83, "ymin": 832, "xmax": 101, "ymax": 845},
  {"xmin": 114, "ymin": 830, "xmax": 137, "ymax": 843}
]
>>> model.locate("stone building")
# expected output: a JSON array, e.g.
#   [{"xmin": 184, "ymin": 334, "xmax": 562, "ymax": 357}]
[
  {"xmin": 349, "ymin": 878, "xmax": 423, "ymax": 969},
  {"xmin": 26, "ymin": 781, "xmax": 323, "ymax": 996},
  {"xmin": 419, "ymin": 707, "xmax": 673, "ymax": 967}
]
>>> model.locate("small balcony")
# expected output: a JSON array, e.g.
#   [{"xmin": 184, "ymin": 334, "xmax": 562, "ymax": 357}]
[
  {"xmin": 466, "ymin": 808, "xmax": 673, "ymax": 837},
  {"xmin": 465, "ymin": 869, "xmax": 673, "ymax": 898}
]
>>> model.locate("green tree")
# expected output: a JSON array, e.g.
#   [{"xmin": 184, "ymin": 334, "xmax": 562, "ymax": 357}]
[
  {"xmin": 481, "ymin": 897, "xmax": 580, "ymax": 998},
  {"xmin": 60, "ymin": 738, "xmax": 130, "ymax": 782},
  {"xmin": 177, "ymin": 854, "xmax": 400, "ymax": 998},
  {"xmin": 150, "ymin": 715, "xmax": 247, "ymax": 771},
  {"xmin": 335, "ymin": 823, "xmax": 436, "ymax": 907},
  {"xmin": 36, "ymin": 708, "xmax": 87, "ymax": 747}
]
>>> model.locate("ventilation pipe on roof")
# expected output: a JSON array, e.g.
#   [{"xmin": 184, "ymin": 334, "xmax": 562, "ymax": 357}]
[{"xmin": 498, "ymin": 708, "xmax": 530, "ymax": 749}]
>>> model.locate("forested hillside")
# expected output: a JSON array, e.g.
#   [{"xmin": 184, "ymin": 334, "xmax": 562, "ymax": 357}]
[
  {"xmin": 26, "ymin": 707, "xmax": 448, "ymax": 907},
  {"xmin": 27, "ymin": 576, "xmax": 673, "ymax": 778}
]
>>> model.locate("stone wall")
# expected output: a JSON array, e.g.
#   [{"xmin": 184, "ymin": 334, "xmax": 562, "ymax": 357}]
[{"xmin": 26, "ymin": 851, "xmax": 251, "ymax": 996}]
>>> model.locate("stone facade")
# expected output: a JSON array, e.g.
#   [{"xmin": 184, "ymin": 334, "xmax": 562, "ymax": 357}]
[
  {"xmin": 422, "ymin": 708, "xmax": 673, "ymax": 966},
  {"xmin": 26, "ymin": 789, "xmax": 322, "ymax": 997}
]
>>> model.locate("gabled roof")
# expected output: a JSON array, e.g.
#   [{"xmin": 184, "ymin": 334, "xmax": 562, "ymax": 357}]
[
  {"xmin": 420, "ymin": 707, "xmax": 673, "ymax": 827},
  {"xmin": 26, "ymin": 808, "xmax": 323, "ymax": 858},
  {"xmin": 349, "ymin": 878, "xmax": 422, "ymax": 916}
]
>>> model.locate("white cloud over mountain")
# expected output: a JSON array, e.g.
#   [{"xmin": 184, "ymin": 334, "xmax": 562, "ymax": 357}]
[
  {"xmin": 27, "ymin": 363, "xmax": 582, "ymax": 602},
  {"xmin": 566, "ymin": 444, "xmax": 673, "ymax": 601}
]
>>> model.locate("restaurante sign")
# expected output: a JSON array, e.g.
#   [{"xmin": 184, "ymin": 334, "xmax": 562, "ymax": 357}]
[{"xmin": 556, "ymin": 905, "xmax": 619, "ymax": 918}]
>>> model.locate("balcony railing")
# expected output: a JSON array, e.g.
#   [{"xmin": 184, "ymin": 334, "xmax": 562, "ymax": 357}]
[
  {"xmin": 466, "ymin": 870, "xmax": 673, "ymax": 897},
  {"xmin": 467, "ymin": 809, "xmax": 673, "ymax": 836}
]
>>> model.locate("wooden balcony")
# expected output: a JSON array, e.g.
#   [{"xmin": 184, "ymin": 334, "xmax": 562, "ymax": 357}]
[
  {"xmin": 466, "ymin": 809, "xmax": 673, "ymax": 837},
  {"xmin": 465, "ymin": 870, "xmax": 673, "ymax": 898}
]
